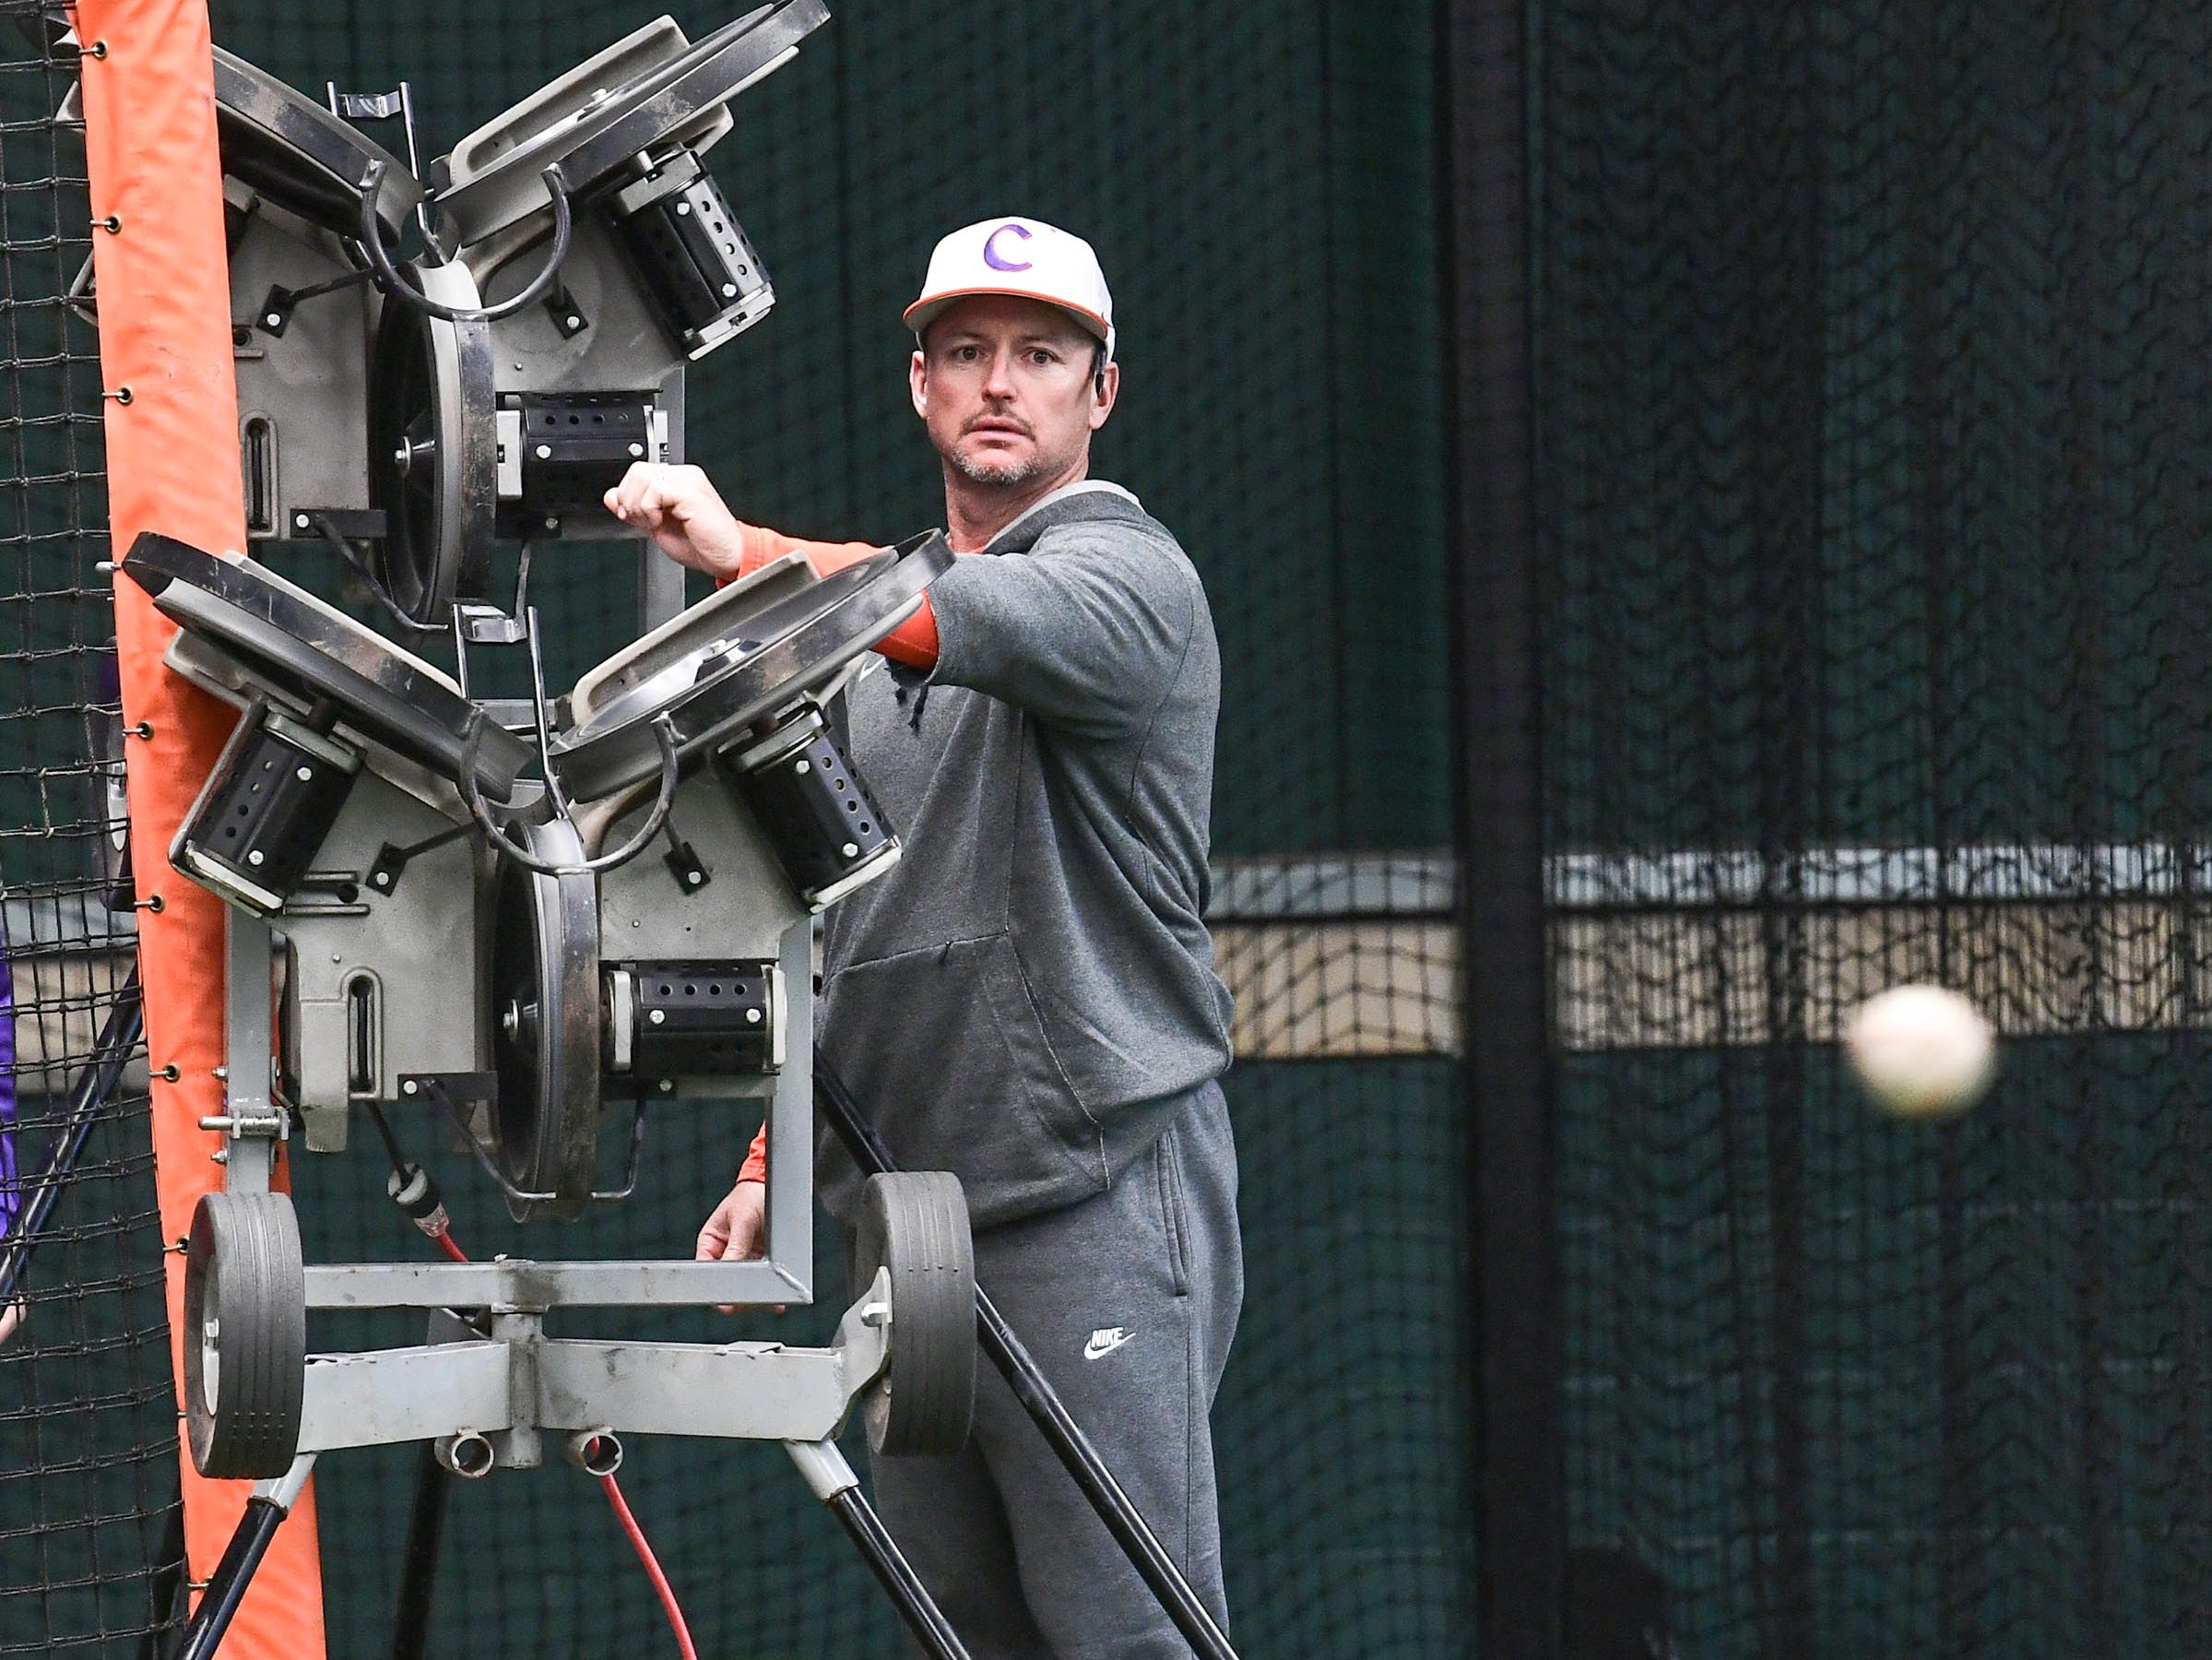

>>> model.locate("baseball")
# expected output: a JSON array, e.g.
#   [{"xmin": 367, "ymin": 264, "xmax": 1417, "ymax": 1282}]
[{"xmin": 1844, "ymin": 984, "xmax": 1996, "ymax": 1119}]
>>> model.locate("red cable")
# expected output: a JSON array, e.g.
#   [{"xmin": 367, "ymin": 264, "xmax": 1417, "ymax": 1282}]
[
  {"xmin": 420, "ymin": 1223, "xmax": 698, "ymax": 1660},
  {"xmin": 599, "ymin": 1462, "xmax": 702, "ymax": 1660}
]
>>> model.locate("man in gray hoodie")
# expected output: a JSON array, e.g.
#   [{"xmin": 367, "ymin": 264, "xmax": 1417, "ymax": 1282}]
[{"xmin": 606, "ymin": 216, "xmax": 1239, "ymax": 1658}]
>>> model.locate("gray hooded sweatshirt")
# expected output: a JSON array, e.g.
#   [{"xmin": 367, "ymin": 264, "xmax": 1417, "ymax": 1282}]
[{"xmin": 816, "ymin": 481, "xmax": 1234, "ymax": 1228}]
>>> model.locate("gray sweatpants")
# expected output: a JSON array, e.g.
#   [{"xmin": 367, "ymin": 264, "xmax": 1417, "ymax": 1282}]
[{"xmin": 870, "ymin": 1080, "xmax": 1242, "ymax": 1659}]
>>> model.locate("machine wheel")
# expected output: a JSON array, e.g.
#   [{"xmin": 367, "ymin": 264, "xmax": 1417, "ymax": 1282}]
[
  {"xmin": 852, "ymin": 1172, "xmax": 976, "ymax": 1458},
  {"xmin": 183, "ymin": 1191, "xmax": 307, "ymax": 1480},
  {"xmin": 489, "ymin": 816, "xmax": 604, "ymax": 1221},
  {"xmin": 550, "ymin": 530, "xmax": 954, "ymax": 801},
  {"xmin": 211, "ymin": 44, "xmax": 423, "ymax": 242},
  {"xmin": 118, "ymin": 533, "xmax": 530, "ymax": 800},
  {"xmin": 365, "ymin": 261, "xmax": 497, "ymax": 623}
]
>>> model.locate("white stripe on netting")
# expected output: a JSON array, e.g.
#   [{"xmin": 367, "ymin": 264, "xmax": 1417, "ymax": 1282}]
[{"xmin": 1207, "ymin": 844, "xmax": 2212, "ymax": 920}]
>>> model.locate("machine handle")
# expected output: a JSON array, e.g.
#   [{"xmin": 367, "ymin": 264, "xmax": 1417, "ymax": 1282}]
[
  {"xmin": 457, "ymin": 712, "xmax": 683, "ymax": 877},
  {"xmin": 357, "ymin": 158, "xmax": 574, "ymax": 323}
]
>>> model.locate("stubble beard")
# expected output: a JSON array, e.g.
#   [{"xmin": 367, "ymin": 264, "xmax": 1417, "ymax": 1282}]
[{"xmin": 949, "ymin": 447, "xmax": 1047, "ymax": 489}]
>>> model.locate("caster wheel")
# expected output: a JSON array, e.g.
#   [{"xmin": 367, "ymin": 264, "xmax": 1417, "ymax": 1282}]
[
  {"xmin": 183, "ymin": 1191, "xmax": 306, "ymax": 1479},
  {"xmin": 852, "ymin": 1171, "xmax": 976, "ymax": 1457}
]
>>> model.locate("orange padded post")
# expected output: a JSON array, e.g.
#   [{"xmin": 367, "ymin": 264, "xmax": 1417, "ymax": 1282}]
[{"xmin": 73, "ymin": 2, "xmax": 327, "ymax": 1652}]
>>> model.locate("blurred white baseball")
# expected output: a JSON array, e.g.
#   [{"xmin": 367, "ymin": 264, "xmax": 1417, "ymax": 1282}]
[{"xmin": 1844, "ymin": 984, "xmax": 1996, "ymax": 1119}]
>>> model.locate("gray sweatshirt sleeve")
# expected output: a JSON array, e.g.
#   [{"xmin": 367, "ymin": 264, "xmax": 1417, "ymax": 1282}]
[{"xmin": 923, "ymin": 532, "xmax": 1199, "ymax": 740}]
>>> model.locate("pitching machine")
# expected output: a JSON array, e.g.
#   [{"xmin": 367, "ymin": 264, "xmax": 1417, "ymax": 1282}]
[{"xmin": 107, "ymin": 8, "xmax": 986, "ymax": 1654}]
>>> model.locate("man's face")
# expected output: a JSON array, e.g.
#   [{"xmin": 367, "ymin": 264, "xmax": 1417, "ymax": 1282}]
[{"xmin": 910, "ymin": 294, "xmax": 1118, "ymax": 489}]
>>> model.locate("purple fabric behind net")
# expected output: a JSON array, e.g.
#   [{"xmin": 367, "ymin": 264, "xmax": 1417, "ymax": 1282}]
[{"xmin": 0, "ymin": 909, "xmax": 15, "ymax": 1238}]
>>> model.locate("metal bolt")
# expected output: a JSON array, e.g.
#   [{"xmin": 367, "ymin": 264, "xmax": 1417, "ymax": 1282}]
[
  {"xmin": 210, "ymin": 1149, "xmax": 228, "ymax": 1165},
  {"xmin": 648, "ymin": 1009, "xmax": 667, "ymax": 1026},
  {"xmin": 745, "ymin": 1008, "xmax": 762, "ymax": 1025},
  {"xmin": 212, "ymin": 1064, "xmax": 227, "ymax": 1080},
  {"xmin": 535, "ymin": 444, "xmax": 552, "ymax": 459},
  {"xmin": 246, "ymin": 849, "xmax": 265, "ymax": 865},
  {"xmin": 841, "ymin": 842, "xmax": 859, "ymax": 858},
  {"xmin": 297, "ymin": 766, "xmax": 313, "ymax": 781},
  {"xmin": 658, "ymin": 1079, "xmax": 675, "ymax": 1093},
  {"xmin": 203, "ymin": 1316, "xmax": 220, "ymax": 1346},
  {"xmin": 402, "ymin": 1079, "xmax": 420, "ymax": 1097},
  {"xmin": 628, "ymin": 443, "xmax": 645, "ymax": 458},
  {"xmin": 373, "ymin": 872, "xmax": 392, "ymax": 888},
  {"xmin": 686, "ymin": 871, "xmax": 703, "ymax": 885},
  {"xmin": 795, "ymin": 760, "xmax": 810, "ymax": 776},
  {"xmin": 296, "ymin": 514, "xmax": 313, "ymax": 530},
  {"xmin": 544, "ymin": 516, "xmax": 560, "ymax": 531},
  {"xmin": 265, "ymin": 312, "xmax": 282, "ymax": 328},
  {"xmin": 566, "ymin": 314, "xmax": 584, "ymax": 331},
  {"xmin": 676, "ymin": 202, "xmax": 692, "ymax": 216}
]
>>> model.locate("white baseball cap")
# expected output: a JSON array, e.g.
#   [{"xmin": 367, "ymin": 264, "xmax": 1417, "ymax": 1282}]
[{"xmin": 904, "ymin": 217, "xmax": 1116, "ymax": 362}]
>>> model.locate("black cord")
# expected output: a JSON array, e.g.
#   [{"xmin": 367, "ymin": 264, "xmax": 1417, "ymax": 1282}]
[
  {"xmin": 310, "ymin": 513, "xmax": 446, "ymax": 635},
  {"xmin": 360, "ymin": 1096, "xmax": 412, "ymax": 1180}
]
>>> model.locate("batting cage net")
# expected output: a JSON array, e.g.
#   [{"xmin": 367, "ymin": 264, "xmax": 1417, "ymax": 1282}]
[
  {"xmin": 1537, "ymin": 2, "xmax": 2212, "ymax": 1655},
  {"xmin": 0, "ymin": 8, "xmax": 182, "ymax": 1656}
]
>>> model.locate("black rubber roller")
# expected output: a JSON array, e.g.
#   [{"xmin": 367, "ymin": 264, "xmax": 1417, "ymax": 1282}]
[
  {"xmin": 851, "ymin": 1172, "xmax": 976, "ymax": 1458},
  {"xmin": 183, "ymin": 1191, "xmax": 308, "ymax": 1480}
]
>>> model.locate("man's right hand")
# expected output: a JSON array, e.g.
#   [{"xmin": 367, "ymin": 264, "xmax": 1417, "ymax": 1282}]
[
  {"xmin": 605, "ymin": 462, "xmax": 750, "ymax": 582},
  {"xmin": 696, "ymin": 1176, "xmax": 767, "ymax": 1263},
  {"xmin": 696, "ymin": 1177, "xmax": 771, "ymax": 1314}
]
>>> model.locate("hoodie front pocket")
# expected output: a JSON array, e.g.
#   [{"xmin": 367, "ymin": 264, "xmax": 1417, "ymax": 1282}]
[{"xmin": 819, "ymin": 932, "xmax": 1109, "ymax": 1225}]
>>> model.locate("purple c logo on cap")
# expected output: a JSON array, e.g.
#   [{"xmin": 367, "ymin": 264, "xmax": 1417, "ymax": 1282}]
[{"xmin": 982, "ymin": 222, "xmax": 1034, "ymax": 272}]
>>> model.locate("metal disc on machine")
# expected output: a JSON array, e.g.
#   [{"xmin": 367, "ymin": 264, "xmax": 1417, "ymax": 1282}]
[
  {"xmin": 489, "ymin": 816, "xmax": 603, "ymax": 1222},
  {"xmin": 548, "ymin": 531, "xmax": 956, "ymax": 802},
  {"xmin": 432, "ymin": 0, "xmax": 829, "ymax": 248},
  {"xmin": 212, "ymin": 45, "xmax": 423, "ymax": 243},
  {"xmin": 120, "ymin": 532, "xmax": 529, "ymax": 800},
  {"xmin": 365, "ymin": 260, "xmax": 497, "ymax": 622}
]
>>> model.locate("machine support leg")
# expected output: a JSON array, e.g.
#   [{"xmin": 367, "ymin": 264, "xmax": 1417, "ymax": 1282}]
[
  {"xmin": 786, "ymin": 1439, "xmax": 970, "ymax": 1660},
  {"xmin": 0, "ymin": 975, "xmax": 143, "ymax": 1306},
  {"xmin": 170, "ymin": 1455, "xmax": 315, "ymax": 1660},
  {"xmin": 138, "ymin": 1498, "xmax": 188, "ymax": 1660},
  {"xmin": 813, "ymin": 1052, "xmax": 1241, "ymax": 1660},
  {"xmin": 388, "ymin": 1443, "xmax": 453, "ymax": 1660}
]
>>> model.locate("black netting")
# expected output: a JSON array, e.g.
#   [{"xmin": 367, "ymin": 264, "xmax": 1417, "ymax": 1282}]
[
  {"xmin": 1539, "ymin": 1, "xmax": 2212, "ymax": 1654},
  {"xmin": 0, "ymin": 7, "xmax": 181, "ymax": 1656}
]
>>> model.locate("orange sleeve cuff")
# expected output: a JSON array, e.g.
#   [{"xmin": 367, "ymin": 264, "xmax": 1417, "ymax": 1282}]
[
  {"xmin": 739, "ymin": 1123, "xmax": 767, "ymax": 1184},
  {"xmin": 721, "ymin": 525, "xmax": 940, "ymax": 669}
]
